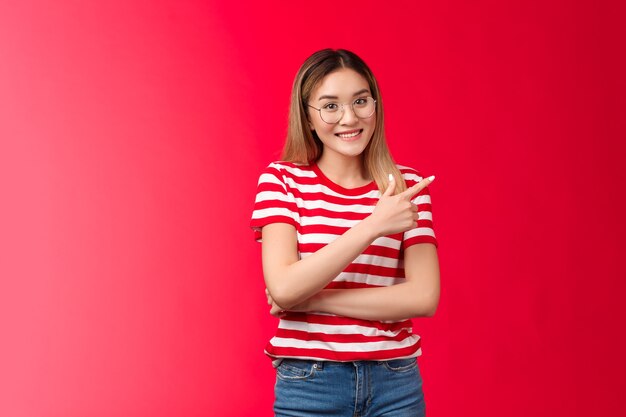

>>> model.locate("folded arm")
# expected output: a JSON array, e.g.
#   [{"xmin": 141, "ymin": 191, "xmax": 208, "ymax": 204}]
[
  {"xmin": 284, "ymin": 243, "xmax": 440, "ymax": 321},
  {"xmin": 262, "ymin": 176, "xmax": 434, "ymax": 310}
]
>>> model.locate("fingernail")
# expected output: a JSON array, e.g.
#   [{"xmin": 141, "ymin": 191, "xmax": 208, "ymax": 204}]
[
  {"xmin": 388, "ymin": 174, "xmax": 394, "ymax": 182},
  {"xmin": 428, "ymin": 175, "xmax": 435, "ymax": 182}
]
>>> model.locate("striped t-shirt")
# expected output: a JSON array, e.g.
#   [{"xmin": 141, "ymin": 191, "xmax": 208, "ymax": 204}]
[{"xmin": 250, "ymin": 161, "xmax": 437, "ymax": 362}]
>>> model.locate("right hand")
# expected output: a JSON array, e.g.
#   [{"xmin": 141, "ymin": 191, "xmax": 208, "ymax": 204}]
[{"xmin": 367, "ymin": 175, "xmax": 435, "ymax": 237}]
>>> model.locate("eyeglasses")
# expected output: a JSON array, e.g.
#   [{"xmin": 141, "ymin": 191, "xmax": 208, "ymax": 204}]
[{"xmin": 307, "ymin": 97, "xmax": 377, "ymax": 124}]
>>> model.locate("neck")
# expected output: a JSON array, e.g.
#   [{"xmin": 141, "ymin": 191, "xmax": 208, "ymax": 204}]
[{"xmin": 316, "ymin": 153, "xmax": 370, "ymax": 188}]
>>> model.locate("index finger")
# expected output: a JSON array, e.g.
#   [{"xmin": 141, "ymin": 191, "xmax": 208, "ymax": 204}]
[{"xmin": 399, "ymin": 175, "xmax": 435, "ymax": 200}]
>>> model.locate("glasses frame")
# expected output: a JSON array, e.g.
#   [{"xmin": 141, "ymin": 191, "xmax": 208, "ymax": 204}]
[{"xmin": 307, "ymin": 96, "xmax": 377, "ymax": 124}]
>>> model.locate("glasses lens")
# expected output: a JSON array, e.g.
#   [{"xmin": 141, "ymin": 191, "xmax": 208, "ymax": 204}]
[
  {"xmin": 320, "ymin": 108, "xmax": 341, "ymax": 124},
  {"xmin": 353, "ymin": 97, "xmax": 376, "ymax": 119}
]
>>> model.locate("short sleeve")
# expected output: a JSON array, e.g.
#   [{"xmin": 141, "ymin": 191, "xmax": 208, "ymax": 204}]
[
  {"xmin": 250, "ymin": 163, "xmax": 299, "ymax": 242},
  {"xmin": 402, "ymin": 169, "xmax": 438, "ymax": 248}
]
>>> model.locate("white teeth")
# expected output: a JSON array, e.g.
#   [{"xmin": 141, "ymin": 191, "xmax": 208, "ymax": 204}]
[{"xmin": 337, "ymin": 131, "xmax": 360, "ymax": 138}]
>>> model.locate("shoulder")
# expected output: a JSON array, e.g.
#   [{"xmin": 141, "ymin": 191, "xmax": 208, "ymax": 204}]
[
  {"xmin": 396, "ymin": 164, "xmax": 428, "ymax": 186},
  {"xmin": 261, "ymin": 160, "xmax": 312, "ymax": 174},
  {"xmin": 256, "ymin": 161, "xmax": 316, "ymax": 190},
  {"xmin": 260, "ymin": 161, "xmax": 315, "ymax": 181}
]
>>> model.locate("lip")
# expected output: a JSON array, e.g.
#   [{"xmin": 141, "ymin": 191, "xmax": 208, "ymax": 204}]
[{"xmin": 335, "ymin": 129, "xmax": 363, "ymax": 142}]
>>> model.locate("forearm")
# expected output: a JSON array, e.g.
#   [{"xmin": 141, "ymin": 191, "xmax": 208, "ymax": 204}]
[
  {"xmin": 263, "ymin": 219, "xmax": 379, "ymax": 309},
  {"xmin": 263, "ymin": 177, "xmax": 435, "ymax": 311},
  {"xmin": 296, "ymin": 244, "xmax": 441, "ymax": 321},
  {"xmin": 300, "ymin": 282, "xmax": 439, "ymax": 321}
]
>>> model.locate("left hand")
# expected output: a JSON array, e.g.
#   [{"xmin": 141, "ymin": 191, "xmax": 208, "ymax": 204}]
[{"xmin": 266, "ymin": 288, "xmax": 287, "ymax": 317}]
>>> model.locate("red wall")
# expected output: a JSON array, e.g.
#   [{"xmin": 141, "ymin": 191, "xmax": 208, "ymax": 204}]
[{"xmin": 1, "ymin": 1, "xmax": 625, "ymax": 416}]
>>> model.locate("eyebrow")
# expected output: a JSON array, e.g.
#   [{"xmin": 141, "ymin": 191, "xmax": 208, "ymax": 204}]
[{"xmin": 317, "ymin": 89, "xmax": 371, "ymax": 101}]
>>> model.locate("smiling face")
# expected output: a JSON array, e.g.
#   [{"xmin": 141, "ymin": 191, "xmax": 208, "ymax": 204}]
[{"xmin": 307, "ymin": 68, "xmax": 376, "ymax": 163}]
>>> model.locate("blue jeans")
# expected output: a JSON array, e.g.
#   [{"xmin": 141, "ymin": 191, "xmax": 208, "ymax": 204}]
[{"xmin": 274, "ymin": 358, "xmax": 425, "ymax": 417}]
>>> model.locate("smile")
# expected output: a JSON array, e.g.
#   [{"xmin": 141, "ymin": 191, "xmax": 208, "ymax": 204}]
[{"xmin": 335, "ymin": 129, "xmax": 363, "ymax": 140}]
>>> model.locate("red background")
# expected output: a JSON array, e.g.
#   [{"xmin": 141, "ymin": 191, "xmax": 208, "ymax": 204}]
[{"xmin": 1, "ymin": 1, "xmax": 625, "ymax": 416}]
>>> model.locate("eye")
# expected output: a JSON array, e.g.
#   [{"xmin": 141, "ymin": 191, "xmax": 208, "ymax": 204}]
[
  {"xmin": 354, "ymin": 97, "xmax": 368, "ymax": 107},
  {"xmin": 322, "ymin": 102, "xmax": 339, "ymax": 112}
]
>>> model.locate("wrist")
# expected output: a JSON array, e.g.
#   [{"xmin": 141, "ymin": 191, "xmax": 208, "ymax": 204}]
[{"xmin": 357, "ymin": 215, "xmax": 383, "ymax": 240}]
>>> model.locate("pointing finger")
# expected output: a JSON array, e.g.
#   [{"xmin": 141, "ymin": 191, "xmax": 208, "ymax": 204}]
[{"xmin": 400, "ymin": 175, "xmax": 435, "ymax": 200}]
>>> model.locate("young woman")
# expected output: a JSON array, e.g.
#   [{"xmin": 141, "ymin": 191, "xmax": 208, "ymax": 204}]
[{"xmin": 251, "ymin": 49, "xmax": 440, "ymax": 417}]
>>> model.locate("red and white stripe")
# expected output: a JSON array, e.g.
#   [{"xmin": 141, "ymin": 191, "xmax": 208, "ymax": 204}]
[{"xmin": 251, "ymin": 161, "xmax": 437, "ymax": 362}]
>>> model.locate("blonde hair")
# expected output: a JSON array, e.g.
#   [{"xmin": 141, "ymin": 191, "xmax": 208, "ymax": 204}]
[{"xmin": 282, "ymin": 49, "xmax": 406, "ymax": 194}]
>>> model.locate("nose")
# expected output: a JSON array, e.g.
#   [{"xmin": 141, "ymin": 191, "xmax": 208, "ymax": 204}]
[{"xmin": 338, "ymin": 103, "xmax": 358, "ymax": 125}]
